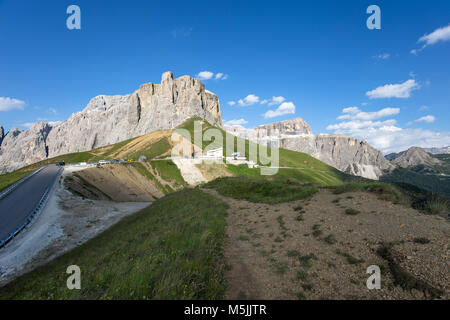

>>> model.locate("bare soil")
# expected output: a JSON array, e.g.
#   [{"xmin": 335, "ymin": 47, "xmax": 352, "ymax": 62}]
[
  {"xmin": 196, "ymin": 162, "xmax": 233, "ymax": 181},
  {"xmin": 68, "ymin": 164, "xmax": 164, "ymax": 201},
  {"xmin": 201, "ymin": 189, "xmax": 450, "ymax": 300}
]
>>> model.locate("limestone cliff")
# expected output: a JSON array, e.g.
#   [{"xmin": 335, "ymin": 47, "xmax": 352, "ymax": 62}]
[
  {"xmin": 0, "ymin": 72, "xmax": 222, "ymax": 173},
  {"xmin": 226, "ymin": 118, "xmax": 393, "ymax": 180}
]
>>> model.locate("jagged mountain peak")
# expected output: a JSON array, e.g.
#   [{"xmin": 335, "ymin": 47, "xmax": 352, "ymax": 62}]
[
  {"xmin": 0, "ymin": 72, "xmax": 222, "ymax": 173},
  {"xmin": 225, "ymin": 117, "xmax": 393, "ymax": 180},
  {"xmin": 387, "ymin": 146, "xmax": 442, "ymax": 168}
]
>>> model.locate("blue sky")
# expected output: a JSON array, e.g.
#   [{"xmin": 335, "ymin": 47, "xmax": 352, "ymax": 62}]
[{"xmin": 0, "ymin": 0, "xmax": 449, "ymax": 153}]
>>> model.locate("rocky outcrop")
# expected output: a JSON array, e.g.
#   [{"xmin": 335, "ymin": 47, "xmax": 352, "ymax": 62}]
[
  {"xmin": 226, "ymin": 118, "xmax": 393, "ymax": 180},
  {"xmin": 424, "ymin": 146, "xmax": 450, "ymax": 155},
  {"xmin": 0, "ymin": 123, "xmax": 51, "ymax": 170},
  {"xmin": 278, "ymin": 134, "xmax": 393, "ymax": 180},
  {"xmin": 387, "ymin": 147, "xmax": 442, "ymax": 168},
  {"xmin": 0, "ymin": 126, "xmax": 4, "ymax": 148},
  {"xmin": 254, "ymin": 118, "xmax": 312, "ymax": 138},
  {"xmin": 0, "ymin": 72, "xmax": 222, "ymax": 173}
]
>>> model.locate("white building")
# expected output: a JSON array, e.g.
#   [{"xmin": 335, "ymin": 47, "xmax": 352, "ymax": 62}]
[{"xmin": 205, "ymin": 147, "xmax": 223, "ymax": 158}]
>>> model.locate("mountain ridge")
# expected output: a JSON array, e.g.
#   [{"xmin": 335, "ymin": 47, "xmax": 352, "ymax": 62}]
[
  {"xmin": 225, "ymin": 119, "xmax": 393, "ymax": 180},
  {"xmin": 386, "ymin": 146, "xmax": 443, "ymax": 168},
  {"xmin": 0, "ymin": 72, "xmax": 222, "ymax": 173}
]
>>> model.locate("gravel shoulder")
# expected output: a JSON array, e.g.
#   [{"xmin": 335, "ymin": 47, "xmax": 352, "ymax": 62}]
[
  {"xmin": 201, "ymin": 188, "xmax": 450, "ymax": 300},
  {"xmin": 0, "ymin": 167, "xmax": 149, "ymax": 287}
]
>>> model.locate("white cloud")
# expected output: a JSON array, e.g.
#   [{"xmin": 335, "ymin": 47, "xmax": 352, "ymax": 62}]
[
  {"xmin": 374, "ymin": 53, "xmax": 390, "ymax": 59},
  {"xmin": 419, "ymin": 24, "xmax": 450, "ymax": 46},
  {"xmin": 337, "ymin": 107, "xmax": 400, "ymax": 121},
  {"xmin": 224, "ymin": 118, "xmax": 248, "ymax": 126},
  {"xmin": 419, "ymin": 105, "xmax": 429, "ymax": 111},
  {"xmin": 327, "ymin": 119, "xmax": 399, "ymax": 131},
  {"xmin": 197, "ymin": 71, "xmax": 214, "ymax": 80},
  {"xmin": 263, "ymin": 102, "xmax": 296, "ymax": 119},
  {"xmin": 414, "ymin": 115, "xmax": 435, "ymax": 123},
  {"xmin": 197, "ymin": 71, "xmax": 228, "ymax": 81},
  {"xmin": 366, "ymin": 79, "xmax": 419, "ymax": 99},
  {"xmin": 327, "ymin": 107, "xmax": 449, "ymax": 153},
  {"xmin": 342, "ymin": 106, "xmax": 360, "ymax": 114},
  {"xmin": 411, "ymin": 24, "xmax": 450, "ymax": 54},
  {"xmin": 268, "ymin": 96, "xmax": 286, "ymax": 106},
  {"xmin": 227, "ymin": 101, "xmax": 236, "ymax": 106},
  {"xmin": 0, "ymin": 97, "xmax": 26, "ymax": 112},
  {"xmin": 238, "ymin": 94, "xmax": 260, "ymax": 106},
  {"xmin": 261, "ymin": 99, "xmax": 268, "ymax": 105},
  {"xmin": 215, "ymin": 73, "xmax": 228, "ymax": 80}
]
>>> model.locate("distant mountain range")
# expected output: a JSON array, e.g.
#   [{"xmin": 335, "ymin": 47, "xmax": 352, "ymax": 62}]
[
  {"xmin": 225, "ymin": 119, "xmax": 393, "ymax": 180},
  {"xmin": 386, "ymin": 147, "xmax": 443, "ymax": 168},
  {"xmin": 423, "ymin": 146, "xmax": 450, "ymax": 155},
  {"xmin": 382, "ymin": 146, "xmax": 450, "ymax": 196},
  {"xmin": 227, "ymin": 121, "xmax": 450, "ymax": 196},
  {"xmin": 1, "ymin": 72, "xmax": 450, "ymax": 196}
]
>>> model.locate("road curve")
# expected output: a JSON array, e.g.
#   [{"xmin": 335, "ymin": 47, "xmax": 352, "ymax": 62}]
[{"xmin": 0, "ymin": 165, "xmax": 60, "ymax": 242}]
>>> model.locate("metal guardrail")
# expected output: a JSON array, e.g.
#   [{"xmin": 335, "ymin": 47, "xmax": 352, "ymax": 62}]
[
  {"xmin": 0, "ymin": 166, "xmax": 45, "ymax": 201},
  {"xmin": 0, "ymin": 166, "xmax": 63, "ymax": 249}
]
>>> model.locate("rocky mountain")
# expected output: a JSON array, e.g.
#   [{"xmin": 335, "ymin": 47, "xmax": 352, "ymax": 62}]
[
  {"xmin": 254, "ymin": 118, "xmax": 312, "ymax": 138},
  {"xmin": 0, "ymin": 126, "xmax": 4, "ymax": 147},
  {"xmin": 224, "ymin": 118, "xmax": 312, "ymax": 144},
  {"xmin": 226, "ymin": 118, "xmax": 393, "ymax": 180},
  {"xmin": 424, "ymin": 146, "xmax": 450, "ymax": 155},
  {"xmin": 386, "ymin": 147, "xmax": 442, "ymax": 168},
  {"xmin": 0, "ymin": 72, "xmax": 222, "ymax": 173},
  {"xmin": 381, "ymin": 146, "xmax": 450, "ymax": 196},
  {"xmin": 279, "ymin": 134, "xmax": 393, "ymax": 179}
]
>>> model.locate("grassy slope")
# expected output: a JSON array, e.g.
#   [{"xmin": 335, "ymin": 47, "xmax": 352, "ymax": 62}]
[
  {"xmin": 177, "ymin": 118, "xmax": 343, "ymax": 186},
  {"xmin": 381, "ymin": 167, "xmax": 450, "ymax": 197},
  {"xmin": 0, "ymin": 170, "xmax": 31, "ymax": 193},
  {"xmin": 433, "ymin": 153, "xmax": 450, "ymax": 163},
  {"xmin": 0, "ymin": 132, "xmax": 172, "ymax": 192},
  {"xmin": 0, "ymin": 189, "xmax": 228, "ymax": 299},
  {"xmin": 150, "ymin": 160, "xmax": 187, "ymax": 188},
  {"xmin": 1, "ymin": 117, "xmax": 342, "ymax": 192},
  {"xmin": 205, "ymin": 176, "xmax": 319, "ymax": 204}
]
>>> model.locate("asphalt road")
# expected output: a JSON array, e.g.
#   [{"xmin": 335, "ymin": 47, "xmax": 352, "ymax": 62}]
[{"xmin": 0, "ymin": 165, "xmax": 60, "ymax": 242}]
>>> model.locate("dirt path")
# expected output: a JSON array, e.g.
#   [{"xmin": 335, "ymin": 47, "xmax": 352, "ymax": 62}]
[
  {"xmin": 201, "ymin": 188, "xmax": 450, "ymax": 300},
  {"xmin": 173, "ymin": 159, "xmax": 207, "ymax": 185}
]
